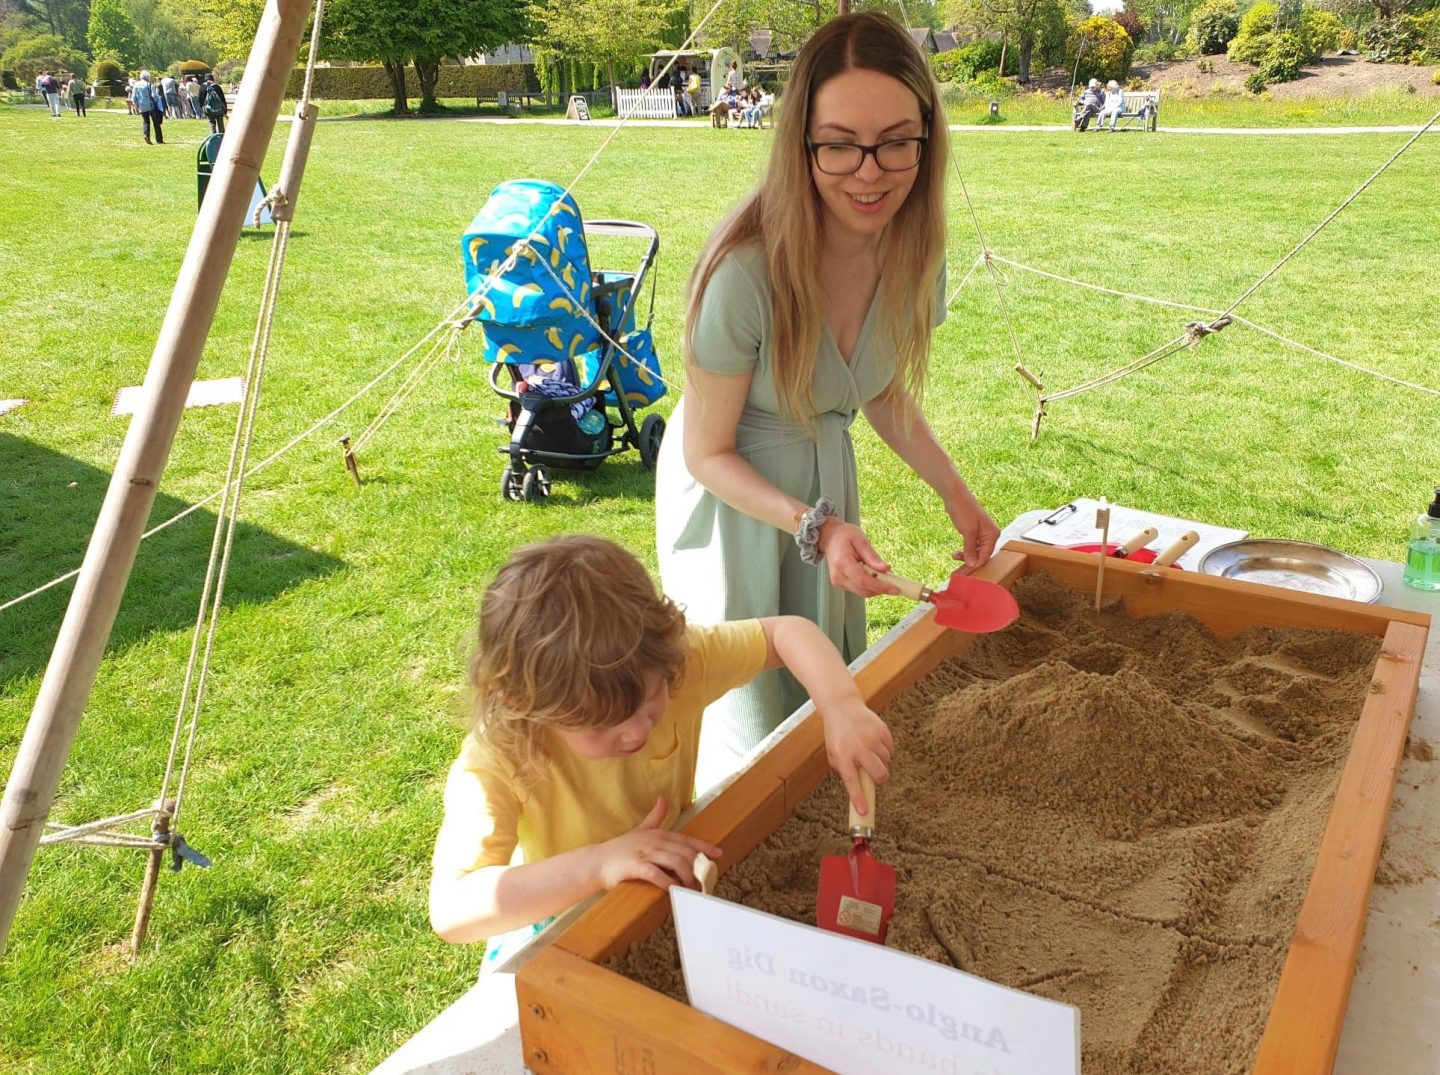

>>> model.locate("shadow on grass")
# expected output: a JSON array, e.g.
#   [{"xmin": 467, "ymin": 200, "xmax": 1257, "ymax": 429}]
[{"xmin": 0, "ymin": 432, "xmax": 344, "ymax": 690}]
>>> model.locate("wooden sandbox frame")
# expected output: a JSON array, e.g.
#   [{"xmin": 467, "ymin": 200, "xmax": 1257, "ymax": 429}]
[{"xmin": 516, "ymin": 542, "xmax": 1430, "ymax": 1075}]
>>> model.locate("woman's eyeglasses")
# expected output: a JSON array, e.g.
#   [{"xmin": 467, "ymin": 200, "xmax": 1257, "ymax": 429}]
[{"xmin": 806, "ymin": 137, "xmax": 928, "ymax": 176}]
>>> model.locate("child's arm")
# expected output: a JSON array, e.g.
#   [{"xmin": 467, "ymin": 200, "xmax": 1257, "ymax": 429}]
[
  {"xmin": 760, "ymin": 616, "xmax": 893, "ymax": 816},
  {"xmin": 429, "ymin": 796, "xmax": 723, "ymax": 944}
]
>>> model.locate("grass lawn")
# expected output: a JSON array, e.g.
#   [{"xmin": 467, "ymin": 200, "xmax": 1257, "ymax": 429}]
[{"xmin": 1, "ymin": 101, "xmax": 1437, "ymax": 1073}]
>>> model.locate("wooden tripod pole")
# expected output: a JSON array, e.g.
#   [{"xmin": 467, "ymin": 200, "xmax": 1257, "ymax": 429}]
[{"xmin": 0, "ymin": 0, "xmax": 311, "ymax": 961}]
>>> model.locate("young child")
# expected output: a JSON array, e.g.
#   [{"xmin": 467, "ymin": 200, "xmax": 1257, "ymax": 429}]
[{"xmin": 428, "ymin": 535, "xmax": 893, "ymax": 966}]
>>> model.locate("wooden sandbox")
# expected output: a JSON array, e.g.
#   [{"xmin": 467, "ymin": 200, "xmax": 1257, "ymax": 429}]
[{"xmin": 515, "ymin": 542, "xmax": 1429, "ymax": 1075}]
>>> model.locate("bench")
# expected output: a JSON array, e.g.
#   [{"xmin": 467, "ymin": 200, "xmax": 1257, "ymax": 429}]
[
  {"xmin": 476, "ymin": 90, "xmax": 541, "ymax": 114},
  {"xmin": 1073, "ymin": 88, "xmax": 1159, "ymax": 132}
]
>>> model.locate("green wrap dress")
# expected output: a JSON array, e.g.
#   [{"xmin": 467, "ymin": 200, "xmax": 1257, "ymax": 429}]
[{"xmin": 656, "ymin": 243, "xmax": 944, "ymax": 786}]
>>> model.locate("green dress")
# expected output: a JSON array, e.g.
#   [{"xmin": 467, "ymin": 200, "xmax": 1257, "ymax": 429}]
[{"xmin": 656, "ymin": 243, "xmax": 944, "ymax": 781}]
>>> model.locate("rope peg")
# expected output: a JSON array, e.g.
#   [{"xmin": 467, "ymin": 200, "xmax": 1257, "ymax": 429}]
[
  {"xmin": 131, "ymin": 798, "xmax": 177, "ymax": 954},
  {"xmin": 340, "ymin": 436, "xmax": 362, "ymax": 487},
  {"xmin": 168, "ymin": 833, "xmax": 213, "ymax": 873},
  {"xmin": 1030, "ymin": 401, "xmax": 1048, "ymax": 442}
]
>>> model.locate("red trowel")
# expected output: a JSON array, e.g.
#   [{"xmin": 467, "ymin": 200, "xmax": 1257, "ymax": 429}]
[
  {"xmin": 873, "ymin": 569, "xmax": 1020, "ymax": 633},
  {"xmin": 817, "ymin": 772, "xmax": 897, "ymax": 944}
]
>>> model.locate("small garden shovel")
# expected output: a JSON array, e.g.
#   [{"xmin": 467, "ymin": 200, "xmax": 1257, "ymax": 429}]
[
  {"xmin": 817, "ymin": 771, "xmax": 897, "ymax": 945},
  {"xmin": 872, "ymin": 569, "xmax": 1020, "ymax": 634}
]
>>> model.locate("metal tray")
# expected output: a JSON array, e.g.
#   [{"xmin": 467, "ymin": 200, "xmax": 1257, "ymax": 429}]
[{"xmin": 1198, "ymin": 539, "xmax": 1382, "ymax": 603}]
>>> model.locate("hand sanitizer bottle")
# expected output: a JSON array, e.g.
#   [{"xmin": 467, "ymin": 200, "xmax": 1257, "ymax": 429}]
[{"xmin": 1403, "ymin": 487, "xmax": 1440, "ymax": 592}]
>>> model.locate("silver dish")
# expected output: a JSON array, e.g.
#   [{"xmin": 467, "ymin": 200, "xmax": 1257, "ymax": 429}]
[{"xmin": 1198, "ymin": 539, "xmax": 1382, "ymax": 603}]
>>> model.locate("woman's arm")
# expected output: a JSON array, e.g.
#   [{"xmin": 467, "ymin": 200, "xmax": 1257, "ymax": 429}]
[
  {"xmin": 429, "ymin": 797, "xmax": 723, "ymax": 944},
  {"xmin": 684, "ymin": 366, "xmax": 900, "ymax": 597},
  {"xmin": 862, "ymin": 386, "xmax": 999, "ymax": 573}
]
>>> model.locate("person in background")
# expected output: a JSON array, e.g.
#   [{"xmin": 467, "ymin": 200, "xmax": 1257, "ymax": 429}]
[
  {"xmin": 1099, "ymin": 79, "xmax": 1125, "ymax": 131},
  {"xmin": 656, "ymin": 12, "xmax": 999, "ymax": 790},
  {"xmin": 132, "ymin": 70, "xmax": 164, "ymax": 143},
  {"xmin": 686, "ymin": 68, "xmax": 702, "ymax": 115},
  {"xmin": 1075, "ymin": 78, "xmax": 1105, "ymax": 132},
  {"xmin": 67, "ymin": 73, "xmax": 87, "ymax": 117},
  {"xmin": 725, "ymin": 59, "xmax": 742, "ymax": 93},
  {"xmin": 160, "ymin": 72, "xmax": 181, "ymax": 118},
  {"xmin": 40, "ymin": 71, "xmax": 63, "ymax": 116},
  {"xmin": 202, "ymin": 75, "xmax": 228, "ymax": 135},
  {"xmin": 427, "ymin": 535, "xmax": 891, "ymax": 968},
  {"xmin": 187, "ymin": 76, "xmax": 203, "ymax": 119}
]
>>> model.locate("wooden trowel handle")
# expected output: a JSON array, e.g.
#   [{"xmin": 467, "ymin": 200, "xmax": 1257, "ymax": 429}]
[
  {"xmin": 1117, "ymin": 527, "xmax": 1159, "ymax": 557},
  {"xmin": 1155, "ymin": 530, "xmax": 1199, "ymax": 568},
  {"xmin": 849, "ymin": 770, "xmax": 877, "ymax": 835},
  {"xmin": 866, "ymin": 569, "xmax": 933, "ymax": 603}
]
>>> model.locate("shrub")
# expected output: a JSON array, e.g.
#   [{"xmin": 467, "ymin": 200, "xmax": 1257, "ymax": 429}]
[
  {"xmin": 1134, "ymin": 39, "xmax": 1181, "ymax": 63},
  {"xmin": 3, "ymin": 34, "xmax": 88, "ymax": 83},
  {"xmin": 1228, "ymin": 1, "xmax": 1277, "ymax": 63},
  {"xmin": 1415, "ymin": 9, "xmax": 1440, "ymax": 61},
  {"xmin": 971, "ymin": 69, "xmax": 1019, "ymax": 96},
  {"xmin": 179, "ymin": 59, "xmax": 211, "ymax": 78},
  {"xmin": 1299, "ymin": 8, "xmax": 1342, "ymax": 57},
  {"xmin": 280, "ymin": 63, "xmax": 540, "ymax": 100},
  {"xmin": 1337, "ymin": 28, "xmax": 1357, "ymax": 51},
  {"xmin": 1188, "ymin": 0, "xmax": 1240, "ymax": 54},
  {"xmin": 1115, "ymin": 6, "xmax": 1147, "ymax": 43},
  {"xmin": 1245, "ymin": 69, "xmax": 1269, "ymax": 91},
  {"xmin": 930, "ymin": 39, "xmax": 1011, "ymax": 83},
  {"xmin": 1433, "ymin": 67, "xmax": 1440, "ymax": 84},
  {"xmin": 1259, "ymin": 29, "xmax": 1309, "ymax": 80},
  {"xmin": 1, "ymin": 70, "xmax": 17, "ymax": 90},
  {"xmin": 1360, "ymin": 18, "xmax": 1419, "ymax": 63},
  {"xmin": 1067, "ymin": 16, "xmax": 1136, "ymax": 84},
  {"xmin": 212, "ymin": 59, "xmax": 245, "ymax": 83}
]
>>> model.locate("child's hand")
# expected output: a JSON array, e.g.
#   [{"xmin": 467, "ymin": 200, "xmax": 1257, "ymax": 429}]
[
  {"xmin": 821, "ymin": 701, "xmax": 893, "ymax": 816},
  {"xmin": 596, "ymin": 796, "xmax": 724, "ymax": 893}
]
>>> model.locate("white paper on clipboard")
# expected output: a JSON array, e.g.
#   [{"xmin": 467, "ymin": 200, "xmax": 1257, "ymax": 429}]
[{"xmin": 1018, "ymin": 499, "xmax": 1248, "ymax": 571}]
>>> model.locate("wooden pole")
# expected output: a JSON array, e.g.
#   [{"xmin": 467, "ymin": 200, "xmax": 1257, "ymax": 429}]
[{"xmin": 0, "ymin": 0, "xmax": 312, "ymax": 960}]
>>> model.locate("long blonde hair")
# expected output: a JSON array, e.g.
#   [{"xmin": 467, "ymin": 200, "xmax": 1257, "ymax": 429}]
[
  {"xmin": 469, "ymin": 535, "xmax": 687, "ymax": 789},
  {"xmin": 683, "ymin": 12, "xmax": 949, "ymax": 427}
]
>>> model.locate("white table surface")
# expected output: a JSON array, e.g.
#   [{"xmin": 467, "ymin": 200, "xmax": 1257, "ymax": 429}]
[{"xmin": 376, "ymin": 514, "xmax": 1440, "ymax": 1075}]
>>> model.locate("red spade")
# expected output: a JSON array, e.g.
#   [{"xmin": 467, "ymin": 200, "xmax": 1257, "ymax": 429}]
[
  {"xmin": 872, "ymin": 569, "xmax": 1020, "ymax": 633},
  {"xmin": 817, "ymin": 772, "xmax": 896, "ymax": 945}
]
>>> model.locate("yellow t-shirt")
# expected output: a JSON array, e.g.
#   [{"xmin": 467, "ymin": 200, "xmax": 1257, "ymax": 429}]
[{"xmin": 431, "ymin": 620, "xmax": 768, "ymax": 881}]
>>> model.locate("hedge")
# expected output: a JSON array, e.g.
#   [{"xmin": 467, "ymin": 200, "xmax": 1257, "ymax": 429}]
[{"xmin": 282, "ymin": 63, "xmax": 539, "ymax": 100}]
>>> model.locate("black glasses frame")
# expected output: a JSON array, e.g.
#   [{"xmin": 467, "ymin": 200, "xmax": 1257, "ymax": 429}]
[{"xmin": 805, "ymin": 136, "xmax": 929, "ymax": 175}]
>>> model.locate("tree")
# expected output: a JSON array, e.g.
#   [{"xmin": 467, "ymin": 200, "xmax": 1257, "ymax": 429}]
[
  {"xmin": 193, "ymin": 0, "xmax": 262, "ymax": 62},
  {"xmin": 1134, "ymin": 0, "xmax": 1200, "ymax": 44},
  {"xmin": 535, "ymin": 0, "xmax": 682, "ymax": 95},
  {"xmin": 325, "ymin": 0, "xmax": 527, "ymax": 113},
  {"xmin": 125, "ymin": 0, "xmax": 216, "ymax": 68},
  {"xmin": 943, "ymin": 0, "xmax": 1068, "ymax": 81},
  {"xmin": 87, "ymin": 0, "xmax": 139, "ymax": 66}
]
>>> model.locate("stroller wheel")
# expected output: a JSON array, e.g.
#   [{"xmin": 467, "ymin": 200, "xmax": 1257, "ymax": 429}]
[
  {"xmin": 638, "ymin": 414, "xmax": 666, "ymax": 471},
  {"xmin": 521, "ymin": 465, "xmax": 552, "ymax": 502},
  {"xmin": 500, "ymin": 466, "xmax": 524, "ymax": 502}
]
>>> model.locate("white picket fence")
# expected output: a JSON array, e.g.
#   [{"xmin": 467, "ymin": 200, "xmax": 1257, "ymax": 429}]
[{"xmin": 612, "ymin": 87, "xmax": 678, "ymax": 120}]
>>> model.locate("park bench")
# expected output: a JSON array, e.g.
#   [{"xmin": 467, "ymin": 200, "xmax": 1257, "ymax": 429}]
[
  {"xmin": 1073, "ymin": 88, "xmax": 1160, "ymax": 132},
  {"xmin": 475, "ymin": 90, "xmax": 541, "ymax": 114}
]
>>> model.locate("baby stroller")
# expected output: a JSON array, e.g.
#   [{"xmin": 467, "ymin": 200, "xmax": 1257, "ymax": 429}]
[{"xmin": 462, "ymin": 179, "xmax": 666, "ymax": 502}]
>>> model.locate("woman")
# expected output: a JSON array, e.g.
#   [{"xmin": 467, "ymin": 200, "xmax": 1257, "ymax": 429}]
[{"xmin": 656, "ymin": 12, "xmax": 999, "ymax": 789}]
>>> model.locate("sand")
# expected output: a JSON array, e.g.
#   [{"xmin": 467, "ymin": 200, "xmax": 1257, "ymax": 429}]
[{"xmin": 613, "ymin": 573, "xmax": 1383, "ymax": 1074}]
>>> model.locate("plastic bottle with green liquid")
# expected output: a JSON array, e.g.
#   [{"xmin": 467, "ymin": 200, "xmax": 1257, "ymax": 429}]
[{"xmin": 1403, "ymin": 487, "xmax": 1440, "ymax": 592}]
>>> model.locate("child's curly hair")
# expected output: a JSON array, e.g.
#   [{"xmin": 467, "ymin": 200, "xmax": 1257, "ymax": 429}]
[{"xmin": 469, "ymin": 535, "xmax": 687, "ymax": 789}]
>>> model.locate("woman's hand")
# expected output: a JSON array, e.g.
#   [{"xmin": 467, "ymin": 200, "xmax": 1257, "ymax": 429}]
[
  {"xmin": 944, "ymin": 489, "xmax": 1001, "ymax": 575},
  {"xmin": 820, "ymin": 699, "xmax": 893, "ymax": 815},
  {"xmin": 595, "ymin": 797, "xmax": 723, "ymax": 893},
  {"xmin": 816, "ymin": 519, "xmax": 904, "ymax": 598}
]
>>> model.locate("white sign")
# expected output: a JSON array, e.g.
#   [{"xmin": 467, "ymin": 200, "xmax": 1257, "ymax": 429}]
[
  {"xmin": 672, "ymin": 889, "xmax": 1079, "ymax": 1075},
  {"xmin": 1018, "ymin": 497, "xmax": 1248, "ymax": 571}
]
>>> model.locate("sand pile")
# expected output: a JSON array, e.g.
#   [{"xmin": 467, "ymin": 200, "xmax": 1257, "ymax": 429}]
[{"xmin": 613, "ymin": 573, "xmax": 1383, "ymax": 1074}]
